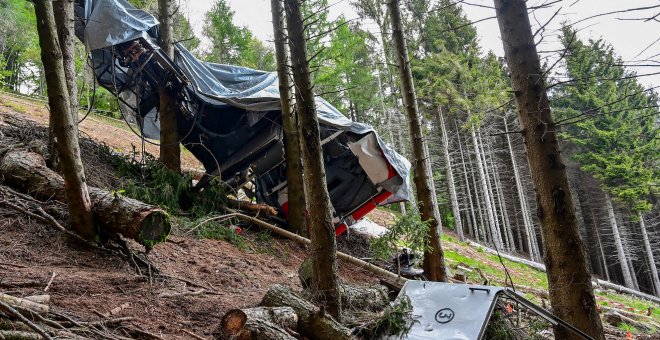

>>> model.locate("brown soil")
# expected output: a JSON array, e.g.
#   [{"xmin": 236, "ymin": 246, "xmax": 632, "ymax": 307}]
[
  {"xmin": 0, "ymin": 92, "xmax": 202, "ymax": 171},
  {"xmin": 0, "ymin": 96, "xmax": 379, "ymax": 339}
]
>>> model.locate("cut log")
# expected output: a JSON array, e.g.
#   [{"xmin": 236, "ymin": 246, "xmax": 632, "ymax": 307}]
[
  {"xmin": 340, "ymin": 284, "xmax": 389, "ymax": 312},
  {"xmin": 0, "ymin": 330, "xmax": 41, "ymax": 340},
  {"xmin": 0, "ymin": 294, "xmax": 48, "ymax": 317},
  {"xmin": 244, "ymin": 320, "xmax": 296, "ymax": 340},
  {"xmin": 22, "ymin": 296, "xmax": 49, "ymax": 305},
  {"xmin": 220, "ymin": 307, "xmax": 298, "ymax": 340},
  {"xmin": 0, "ymin": 150, "xmax": 170, "ymax": 247},
  {"xmin": 261, "ymin": 284, "xmax": 353, "ymax": 340},
  {"xmin": 227, "ymin": 198, "xmax": 278, "ymax": 217},
  {"xmin": 299, "ymin": 258, "xmax": 388, "ymax": 312}
]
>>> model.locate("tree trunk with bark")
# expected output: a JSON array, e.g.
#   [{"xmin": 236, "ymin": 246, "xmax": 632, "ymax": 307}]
[
  {"xmin": 438, "ymin": 109, "xmax": 463, "ymax": 241},
  {"xmin": 493, "ymin": 0, "xmax": 605, "ymax": 338},
  {"xmin": 471, "ymin": 126, "xmax": 500, "ymax": 249},
  {"xmin": 157, "ymin": 0, "xmax": 181, "ymax": 172},
  {"xmin": 456, "ymin": 124, "xmax": 479, "ymax": 240},
  {"xmin": 51, "ymin": 0, "xmax": 77, "ymax": 165},
  {"xmin": 34, "ymin": 0, "xmax": 97, "ymax": 241},
  {"xmin": 639, "ymin": 212, "xmax": 660, "ymax": 297},
  {"xmin": 220, "ymin": 307, "xmax": 298, "ymax": 340},
  {"xmin": 0, "ymin": 150, "xmax": 171, "ymax": 248},
  {"xmin": 271, "ymin": 0, "xmax": 307, "ymax": 236},
  {"xmin": 606, "ymin": 194, "xmax": 634, "ymax": 289},
  {"xmin": 387, "ymin": 0, "xmax": 447, "ymax": 282},
  {"xmin": 284, "ymin": 0, "xmax": 341, "ymax": 319}
]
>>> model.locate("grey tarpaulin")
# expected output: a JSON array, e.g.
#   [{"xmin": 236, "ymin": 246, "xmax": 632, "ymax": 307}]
[{"xmin": 76, "ymin": 0, "xmax": 411, "ymax": 203}]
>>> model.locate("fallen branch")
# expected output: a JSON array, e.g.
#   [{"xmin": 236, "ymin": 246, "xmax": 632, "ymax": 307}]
[
  {"xmin": 229, "ymin": 210, "xmax": 407, "ymax": 286},
  {"xmin": 0, "ymin": 330, "xmax": 42, "ymax": 340},
  {"xmin": 157, "ymin": 289, "xmax": 206, "ymax": 298},
  {"xmin": 43, "ymin": 273, "xmax": 56, "ymax": 292},
  {"xmin": 0, "ymin": 300, "xmax": 52, "ymax": 340}
]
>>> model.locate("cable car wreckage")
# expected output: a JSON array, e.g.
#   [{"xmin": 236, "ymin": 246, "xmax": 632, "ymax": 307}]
[
  {"xmin": 72, "ymin": 1, "xmax": 593, "ymax": 338},
  {"xmin": 74, "ymin": 0, "xmax": 411, "ymax": 236}
]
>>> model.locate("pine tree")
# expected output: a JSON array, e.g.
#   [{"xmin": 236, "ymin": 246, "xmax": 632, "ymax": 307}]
[
  {"xmin": 34, "ymin": 0, "xmax": 97, "ymax": 240},
  {"xmin": 284, "ymin": 0, "xmax": 341, "ymax": 319},
  {"xmin": 493, "ymin": 0, "xmax": 605, "ymax": 338},
  {"xmin": 388, "ymin": 0, "xmax": 448, "ymax": 282},
  {"xmin": 157, "ymin": 0, "xmax": 181, "ymax": 172},
  {"xmin": 270, "ymin": 0, "xmax": 307, "ymax": 236}
]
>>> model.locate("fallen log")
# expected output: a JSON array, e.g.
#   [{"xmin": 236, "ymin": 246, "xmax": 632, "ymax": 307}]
[
  {"xmin": 261, "ymin": 284, "xmax": 353, "ymax": 340},
  {"xmin": 227, "ymin": 198, "xmax": 278, "ymax": 217},
  {"xmin": 467, "ymin": 240, "xmax": 660, "ymax": 304},
  {"xmin": 0, "ymin": 294, "xmax": 48, "ymax": 317},
  {"xmin": 0, "ymin": 330, "xmax": 42, "ymax": 340},
  {"xmin": 220, "ymin": 307, "xmax": 298, "ymax": 340},
  {"xmin": 594, "ymin": 279, "xmax": 660, "ymax": 305},
  {"xmin": 0, "ymin": 150, "xmax": 170, "ymax": 248}
]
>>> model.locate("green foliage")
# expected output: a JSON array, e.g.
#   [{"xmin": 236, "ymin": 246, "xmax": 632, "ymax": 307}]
[
  {"xmin": 618, "ymin": 322, "xmax": 639, "ymax": 334},
  {"xmin": 314, "ymin": 17, "xmax": 378, "ymax": 122},
  {"xmin": 99, "ymin": 145, "xmax": 227, "ymax": 218},
  {"xmin": 202, "ymin": 0, "xmax": 274, "ymax": 70},
  {"xmin": 553, "ymin": 27, "xmax": 659, "ymax": 212},
  {"xmin": 177, "ymin": 217, "xmax": 247, "ymax": 250},
  {"xmin": 354, "ymin": 296, "xmax": 415, "ymax": 339},
  {"xmin": 0, "ymin": 0, "xmax": 40, "ymax": 91},
  {"xmin": 370, "ymin": 209, "xmax": 430, "ymax": 261}
]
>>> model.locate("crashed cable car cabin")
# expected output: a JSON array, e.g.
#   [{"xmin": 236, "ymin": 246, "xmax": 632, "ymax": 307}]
[{"xmin": 74, "ymin": 0, "xmax": 412, "ymax": 235}]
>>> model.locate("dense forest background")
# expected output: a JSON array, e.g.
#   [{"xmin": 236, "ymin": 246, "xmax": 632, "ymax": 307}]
[{"xmin": 1, "ymin": 0, "xmax": 658, "ymax": 298}]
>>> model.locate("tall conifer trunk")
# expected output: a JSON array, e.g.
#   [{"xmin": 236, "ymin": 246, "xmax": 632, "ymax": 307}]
[
  {"xmin": 606, "ymin": 194, "xmax": 634, "ymax": 288},
  {"xmin": 388, "ymin": 0, "xmax": 447, "ymax": 282},
  {"xmin": 270, "ymin": 0, "xmax": 307, "ymax": 236},
  {"xmin": 50, "ymin": 0, "xmax": 77, "ymax": 165},
  {"xmin": 639, "ymin": 212, "xmax": 660, "ymax": 297},
  {"xmin": 283, "ymin": 0, "xmax": 341, "ymax": 318},
  {"xmin": 34, "ymin": 0, "xmax": 97, "ymax": 240},
  {"xmin": 158, "ymin": 0, "xmax": 181, "ymax": 172},
  {"xmin": 505, "ymin": 116, "xmax": 539, "ymax": 260},
  {"xmin": 438, "ymin": 109, "xmax": 463, "ymax": 241},
  {"xmin": 493, "ymin": 0, "xmax": 604, "ymax": 338}
]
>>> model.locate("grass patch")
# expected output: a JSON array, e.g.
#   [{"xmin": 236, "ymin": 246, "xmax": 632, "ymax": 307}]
[{"xmin": 596, "ymin": 290, "xmax": 660, "ymax": 323}]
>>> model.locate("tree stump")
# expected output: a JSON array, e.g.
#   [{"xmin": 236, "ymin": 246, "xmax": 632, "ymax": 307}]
[
  {"xmin": 219, "ymin": 307, "xmax": 298, "ymax": 340},
  {"xmin": 261, "ymin": 284, "xmax": 353, "ymax": 340}
]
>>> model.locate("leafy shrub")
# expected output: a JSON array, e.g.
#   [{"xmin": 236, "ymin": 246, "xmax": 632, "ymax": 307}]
[{"xmin": 370, "ymin": 209, "xmax": 431, "ymax": 261}]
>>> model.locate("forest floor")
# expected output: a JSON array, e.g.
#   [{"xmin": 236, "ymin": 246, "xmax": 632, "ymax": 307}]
[{"xmin": 0, "ymin": 92, "xmax": 659, "ymax": 339}]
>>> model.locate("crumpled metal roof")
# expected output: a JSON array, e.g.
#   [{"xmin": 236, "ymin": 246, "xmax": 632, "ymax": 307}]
[{"xmin": 76, "ymin": 0, "xmax": 412, "ymax": 202}]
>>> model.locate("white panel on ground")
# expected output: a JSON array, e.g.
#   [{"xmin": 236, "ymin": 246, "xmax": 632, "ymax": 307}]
[
  {"xmin": 349, "ymin": 218, "xmax": 388, "ymax": 237},
  {"xmin": 389, "ymin": 281, "xmax": 505, "ymax": 340}
]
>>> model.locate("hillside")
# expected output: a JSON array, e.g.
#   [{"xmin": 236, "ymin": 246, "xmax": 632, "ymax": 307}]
[{"xmin": 0, "ymin": 93, "xmax": 659, "ymax": 339}]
